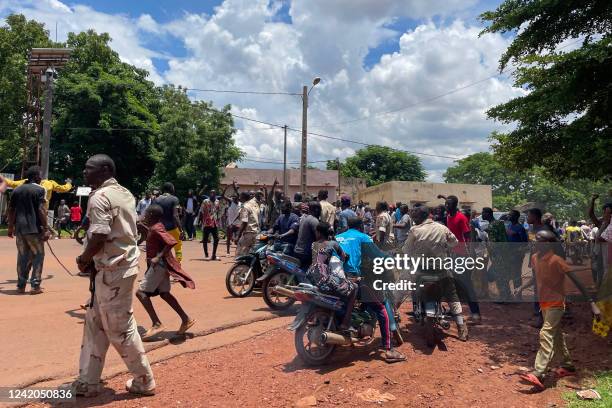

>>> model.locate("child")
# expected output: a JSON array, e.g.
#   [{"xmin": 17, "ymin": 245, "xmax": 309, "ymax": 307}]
[
  {"xmin": 515, "ymin": 230, "xmax": 601, "ymax": 391},
  {"xmin": 136, "ymin": 204, "xmax": 196, "ymax": 339},
  {"xmin": 307, "ymin": 222, "xmax": 357, "ymax": 330}
]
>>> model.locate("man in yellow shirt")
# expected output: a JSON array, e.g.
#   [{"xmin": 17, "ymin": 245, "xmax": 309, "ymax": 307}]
[{"xmin": 1, "ymin": 175, "xmax": 72, "ymax": 209}]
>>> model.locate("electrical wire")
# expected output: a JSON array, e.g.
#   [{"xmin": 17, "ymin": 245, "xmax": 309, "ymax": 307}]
[{"xmin": 186, "ymin": 87, "xmax": 301, "ymax": 96}]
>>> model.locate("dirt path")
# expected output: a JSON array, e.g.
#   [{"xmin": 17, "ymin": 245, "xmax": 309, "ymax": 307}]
[
  {"xmin": 31, "ymin": 302, "xmax": 611, "ymax": 408},
  {"xmin": 0, "ymin": 237, "xmax": 285, "ymax": 388}
]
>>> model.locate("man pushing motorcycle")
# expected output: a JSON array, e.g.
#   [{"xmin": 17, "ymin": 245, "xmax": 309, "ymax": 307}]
[{"xmin": 400, "ymin": 205, "xmax": 469, "ymax": 342}]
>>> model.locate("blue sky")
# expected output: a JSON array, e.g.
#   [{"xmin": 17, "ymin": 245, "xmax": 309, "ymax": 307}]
[{"xmin": 1, "ymin": 0, "xmax": 517, "ymax": 181}]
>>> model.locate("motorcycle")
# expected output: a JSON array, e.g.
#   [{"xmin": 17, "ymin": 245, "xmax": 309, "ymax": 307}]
[
  {"xmin": 225, "ymin": 234, "xmax": 273, "ymax": 297},
  {"xmin": 412, "ymin": 274, "xmax": 453, "ymax": 348},
  {"xmin": 287, "ymin": 282, "xmax": 378, "ymax": 366},
  {"xmin": 258, "ymin": 251, "xmax": 308, "ymax": 310}
]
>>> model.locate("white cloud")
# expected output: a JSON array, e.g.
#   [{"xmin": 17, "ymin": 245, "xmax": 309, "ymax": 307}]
[
  {"xmin": 0, "ymin": 0, "xmax": 165, "ymax": 84},
  {"xmin": 0, "ymin": 0, "xmax": 523, "ymax": 181}
]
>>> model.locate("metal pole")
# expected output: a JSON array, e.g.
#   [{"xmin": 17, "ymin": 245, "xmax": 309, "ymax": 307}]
[
  {"xmin": 300, "ymin": 85, "xmax": 308, "ymax": 197},
  {"xmin": 283, "ymin": 125, "xmax": 288, "ymax": 198},
  {"xmin": 336, "ymin": 157, "xmax": 341, "ymax": 199},
  {"xmin": 41, "ymin": 75, "xmax": 53, "ymax": 179}
]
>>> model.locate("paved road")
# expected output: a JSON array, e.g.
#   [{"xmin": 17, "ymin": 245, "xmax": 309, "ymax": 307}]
[{"xmin": 0, "ymin": 237, "xmax": 280, "ymax": 387}]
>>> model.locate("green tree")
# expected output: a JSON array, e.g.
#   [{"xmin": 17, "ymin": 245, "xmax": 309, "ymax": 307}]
[
  {"xmin": 0, "ymin": 14, "xmax": 54, "ymax": 174},
  {"xmin": 150, "ymin": 85, "xmax": 243, "ymax": 197},
  {"xmin": 327, "ymin": 146, "xmax": 425, "ymax": 187},
  {"xmin": 443, "ymin": 152, "xmax": 611, "ymax": 220},
  {"xmin": 480, "ymin": 0, "xmax": 612, "ymax": 181},
  {"xmin": 50, "ymin": 30, "xmax": 160, "ymax": 193}
]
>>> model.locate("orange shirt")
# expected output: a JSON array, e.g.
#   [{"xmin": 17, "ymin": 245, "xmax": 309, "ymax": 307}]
[{"xmin": 531, "ymin": 251, "xmax": 572, "ymax": 309}]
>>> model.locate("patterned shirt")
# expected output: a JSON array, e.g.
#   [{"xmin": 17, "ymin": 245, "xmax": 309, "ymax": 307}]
[{"xmin": 200, "ymin": 198, "xmax": 221, "ymax": 228}]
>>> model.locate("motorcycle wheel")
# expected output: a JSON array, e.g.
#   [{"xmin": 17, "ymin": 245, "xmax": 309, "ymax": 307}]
[
  {"xmin": 424, "ymin": 317, "xmax": 436, "ymax": 348},
  {"xmin": 263, "ymin": 270, "xmax": 296, "ymax": 310},
  {"xmin": 295, "ymin": 309, "xmax": 336, "ymax": 365},
  {"xmin": 225, "ymin": 262, "xmax": 256, "ymax": 297}
]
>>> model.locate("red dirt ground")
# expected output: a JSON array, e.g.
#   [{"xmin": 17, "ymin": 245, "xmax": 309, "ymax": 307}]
[{"xmin": 32, "ymin": 302, "xmax": 611, "ymax": 408}]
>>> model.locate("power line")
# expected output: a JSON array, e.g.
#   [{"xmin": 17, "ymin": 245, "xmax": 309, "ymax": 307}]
[{"xmin": 186, "ymin": 87, "xmax": 301, "ymax": 96}]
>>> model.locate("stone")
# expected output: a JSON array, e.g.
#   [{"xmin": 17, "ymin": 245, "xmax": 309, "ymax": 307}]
[
  {"xmin": 576, "ymin": 389, "xmax": 601, "ymax": 400},
  {"xmin": 356, "ymin": 389, "xmax": 397, "ymax": 403},
  {"xmin": 295, "ymin": 395, "xmax": 317, "ymax": 407}
]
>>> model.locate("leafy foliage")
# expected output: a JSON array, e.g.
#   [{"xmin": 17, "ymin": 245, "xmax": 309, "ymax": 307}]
[
  {"xmin": 0, "ymin": 14, "xmax": 243, "ymax": 196},
  {"xmin": 0, "ymin": 15, "xmax": 53, "ymax": 173},
  {"xmin": 327, "ymin": 145, "xmax": 425, "ymax": 187},
  {"xmin": 480, "ymin": 0, "xmax": 612, "ymax": 181},
  {"xmin": 443, "ymin": 152, "xmax": 611, "ymax": 220}
]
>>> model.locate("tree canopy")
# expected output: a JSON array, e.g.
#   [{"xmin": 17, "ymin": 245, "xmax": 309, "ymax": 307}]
[
  {"xmin": 327, "ymin": 146, "xmax": 425, "ymax": 187},
  {"xmin": 0, "ymin": 15, "xmax": 53, "ymax": 172},
  {"xmin": 443, "ymin": 152, "xmax": 611, "ymax": 220},
  {"xmin": 480, "ymin": 0, "xmax": 612, "ymax": 181},
  {"xmin": 0, "ymin": 14, "xmax": 242, "ymax": 196}
]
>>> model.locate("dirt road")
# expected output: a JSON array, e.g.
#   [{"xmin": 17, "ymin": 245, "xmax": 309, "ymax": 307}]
[
  {"xmin": 30, "ymin": 302, "xmax": 611, "ymax": 408},
  {"xmin": 0, "ymin": 237, "xmax": 284, "ymax": 387}
]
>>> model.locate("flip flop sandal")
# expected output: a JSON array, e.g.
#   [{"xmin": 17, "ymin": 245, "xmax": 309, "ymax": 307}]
[
  {"xmin": 553, "ymin": 367, "xmax": 576, "ymax": 378},
  {"xmin": 519, "ymin": 373, "xmax": 545, "ymax": 391}
]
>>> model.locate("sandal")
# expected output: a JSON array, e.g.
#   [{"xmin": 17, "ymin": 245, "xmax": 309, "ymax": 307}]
[{"xmin": 519, "ymin": 373, "xmax": 545, "ymax": 391}]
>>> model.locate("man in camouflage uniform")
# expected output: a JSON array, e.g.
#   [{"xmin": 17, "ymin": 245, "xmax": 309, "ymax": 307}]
[{"xmin": 74, "ymin": 154, "xmax": 155, "ymax": 397}]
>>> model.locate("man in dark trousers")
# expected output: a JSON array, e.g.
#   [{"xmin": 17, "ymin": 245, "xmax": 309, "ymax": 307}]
[{"xmin": 7, "ymin": 165, "xmax": 51, "ymax": 294}]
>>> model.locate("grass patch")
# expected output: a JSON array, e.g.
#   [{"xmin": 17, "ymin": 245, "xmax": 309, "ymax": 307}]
[
  {"xmin": 565, "ymin": 371, "xmax": 612, "ymax": 407},
  {"xmin": 0, "ymin": 227, "xmax": 7, "ymax": 236}
]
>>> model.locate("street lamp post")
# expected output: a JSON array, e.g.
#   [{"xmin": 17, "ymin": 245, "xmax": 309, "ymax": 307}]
[
  {"xmin": 300, "ymin": 77, "xmax": 320, "ymax": 197},
  {"xmin": 40, "ymin": 67, "xmax": 57, "ymax": 180}
]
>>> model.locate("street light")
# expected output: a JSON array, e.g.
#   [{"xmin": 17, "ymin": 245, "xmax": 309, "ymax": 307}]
[
  {"xmin": 300, "ymin": 77, "xmax": 321, "ymax": 196},
  {"xmin": 41, "ymin": 67, "xmax": 58, "ymax": 179}
]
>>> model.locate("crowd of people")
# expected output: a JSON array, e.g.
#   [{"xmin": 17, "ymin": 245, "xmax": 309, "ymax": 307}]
[{"xmin": 3, "ymin": 159, "xmax": 611, "ymax": 395}]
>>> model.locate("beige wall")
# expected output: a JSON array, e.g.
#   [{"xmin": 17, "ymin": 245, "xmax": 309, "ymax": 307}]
[{"xmin": 357, "ymin": 181, "xmax": 492, "ymax": 212}]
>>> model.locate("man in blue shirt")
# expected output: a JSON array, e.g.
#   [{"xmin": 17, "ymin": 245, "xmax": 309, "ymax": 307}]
[
  {"xmin": 336, "ymin": 217, "xmax": 406, "ymax": 363},
  {"xmin": 336, "ymin": 195, "xmax": 357, "ymax": 233},
  {"xmin": 268, "ymin": 201, "xmax": 299, "ymax": 255}
]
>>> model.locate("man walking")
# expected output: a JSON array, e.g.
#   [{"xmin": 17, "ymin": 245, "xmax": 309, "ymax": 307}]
[
  {"xmin": 444, "ymin": 195, "xmax": 482, "ymax": 325},
  {"xmin": 56, "ymin": 199, "xmax": 71, "ymax": 238},
  {"xmin": 153, "ymin": 183, "xmax": 185, "ymax": 262},
  {"xmin": 74, "ymin": 154, "xmax": 155, "ymax": 397},
  {"xmin": 200, "ymin": 189, "xmax": 221, "ymax": 260},
  {"xmin": 136, "ymin": 192, "xmax": 152, "ymax": 220},
  {"xmin": 235, "ymin": 191, "xmax": 260, "ymax": 256},
  {"xmin": 183, "ymin": 190, "xmax": 198, "ymax": 240},
  {"xmin": 7, "ymin": 166, "xmax": 51, "ymax": 295}
]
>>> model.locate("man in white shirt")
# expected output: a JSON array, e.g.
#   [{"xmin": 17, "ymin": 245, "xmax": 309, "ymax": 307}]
[{"xmin": 225, "ymin": 195, "xmax": 241, "ymax": 255}]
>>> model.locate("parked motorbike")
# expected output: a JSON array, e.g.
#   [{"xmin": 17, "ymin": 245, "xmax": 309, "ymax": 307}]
[
  {"xmin": 257, "ymin": 251, "xmax": 308, "ymax": 310},
  {"xmin": 225, "ymin": 234, "xmax": 273, "ymax": 297},
  {"xmin": 412, "ymin": 274, "xmax": 452, "ymax": 347},
  {"xmin": 287, "ymin": 283, "xmax": 378, "ymax": 365}
]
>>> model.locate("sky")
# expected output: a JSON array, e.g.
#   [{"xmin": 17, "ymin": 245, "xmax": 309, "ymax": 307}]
[{"xmin": 0, "ymin": 0, "xmax": 523, "ymax": 181}]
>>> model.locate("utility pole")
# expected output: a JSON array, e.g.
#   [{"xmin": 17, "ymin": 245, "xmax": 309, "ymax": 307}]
[
  {"xmin": 300, "ymin": 85, "xmax": 308, "ymax": 197},
  {"xmin": 336, "ymin": 157, "xmax": 341, "ymax": 199},
  {"xmin": 41, "ymin": 70, "xmax": 54, "ymax": 180},
  {"xmin": 283, "ymin": 125, "xmax": 288, "ymax": 198}
]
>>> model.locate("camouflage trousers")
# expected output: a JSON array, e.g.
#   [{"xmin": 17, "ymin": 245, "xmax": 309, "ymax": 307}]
[
  {"xmin": 16, "ymin": 233, "xmax": 45, "ymax": 289},
  {"xmin": 78, "ymin": 271, "xmax": 154, "ymax": 389}
]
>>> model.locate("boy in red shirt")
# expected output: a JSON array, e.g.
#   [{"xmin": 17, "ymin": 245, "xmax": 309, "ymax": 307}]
[
  {"xmin": 515, "ymin": 230, "xmax": 601, "ymax": 391},
  {"xmin": 69, "ymin": 201, "xmax": 82, "ymax": 231},
  {"xmin": 136, "ymin": 204, "xmax": 196, "ymax": 339}
]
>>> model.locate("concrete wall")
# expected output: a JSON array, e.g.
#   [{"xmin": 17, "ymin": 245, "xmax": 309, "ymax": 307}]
[{"xmin": 357, "ymin": 181, "xmax": 492, "ymax": 212}]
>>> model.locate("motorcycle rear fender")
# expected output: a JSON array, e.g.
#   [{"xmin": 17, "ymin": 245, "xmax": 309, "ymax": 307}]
[{"xmin": 288, "ymin": 303, "xmax": 315, "ymax": 331}]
